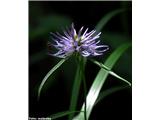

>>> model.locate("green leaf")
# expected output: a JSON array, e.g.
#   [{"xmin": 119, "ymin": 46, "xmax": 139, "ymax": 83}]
[
  {"xmin": 109, "ymin": 70, "xmax": 131, "ymax": 86},
  {"xmin": 72, "ymin": 42, "xmax": 131, "ymax": 120},
  {"xmin": 30, "ymin": 15, "xmax": 71, "ymax": 40},
  {"xmin": 50, "ymin": 111, "xmax": 84, "ymax": 120},
  {"xmin": 95, "ymin": 9, "xmax": 125, "ymax": 32},
  {"xmin": 38, "ymin": 58, "xmax": 67, "ymax": 100},
  {"xmin": 90, "ymin": 59, "xmax": 131, "ymax": 86}
]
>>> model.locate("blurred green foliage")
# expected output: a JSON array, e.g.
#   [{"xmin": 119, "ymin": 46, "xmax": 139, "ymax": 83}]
[{"xmin": 30, "ymin": 15, "xmax": 72, "ymax": 40}]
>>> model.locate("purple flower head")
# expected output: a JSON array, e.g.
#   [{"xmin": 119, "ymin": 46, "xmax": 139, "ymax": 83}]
[{"xmin": 49, "ymin": 23, "xmax": 109, "ymax": 58}]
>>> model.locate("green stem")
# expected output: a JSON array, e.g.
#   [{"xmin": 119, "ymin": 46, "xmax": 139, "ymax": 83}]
[
  {"xmin": 80, "ymin": 57, "xmax": 87, "ymax": 120},
  {"xmin": 68, "ymin": 56, "xmax": 86, "ymax": 120},
  {"xmin": 68, "ymin": 62, "xmax": 81, "ymax": 120}
]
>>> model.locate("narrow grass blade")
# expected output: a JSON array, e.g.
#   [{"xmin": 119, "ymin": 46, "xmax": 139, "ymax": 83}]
[
  {"xmin": 72, "ymin": 42, "xmax": 131, "ymax": 120},
  {"xmin": 38, "ymin": 58, "xmax": 67, "ymax": 100},
  {"xmin": 95, "ymin": 9, "xmax": 125, "ymax": 32},
  {"xmin": 95, "ymin": 85, "xmax": 129, "ymax": 105},
  {"xmin": 50, "ymin": 111, "xmax": 84, "ymax": 119},
  {"xmin": 109, "ymin": 71, "xmax": 131, "ymax": 86},
  {"xmin": 90, "ymin": 59, "xmax": 131, "ymax": 86}
]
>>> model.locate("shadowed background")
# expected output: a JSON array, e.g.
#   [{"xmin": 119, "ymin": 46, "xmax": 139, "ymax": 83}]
[{"xmin": 29, "ymin": 1, "xmax": 132, "ymax": 120}]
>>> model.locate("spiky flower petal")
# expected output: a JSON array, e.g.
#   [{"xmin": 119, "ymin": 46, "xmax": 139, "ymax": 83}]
[{"xmin": 49, "ymin": 24, "xmax": 109, "ymax": 58}]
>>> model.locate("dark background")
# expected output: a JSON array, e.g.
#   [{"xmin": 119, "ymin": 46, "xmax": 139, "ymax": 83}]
[{"xmin": 29, "ymin": 1, "xmax": 132, "ymax": 120}]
